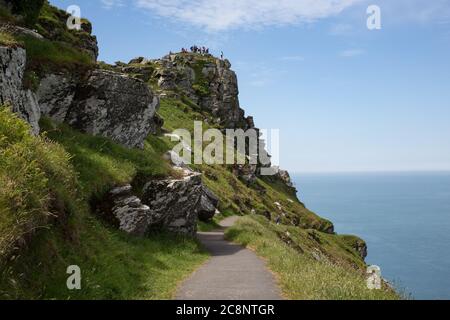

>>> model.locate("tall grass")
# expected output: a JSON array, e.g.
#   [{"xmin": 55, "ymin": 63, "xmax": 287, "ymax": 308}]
[
  {"xmin": 226, "ymin": 215, "xmax": 400, "ymax": 300},
  {"xmin": 0, "ymin": 110, "xmax": 208, "ymax": 299},
  {"xmin": 19, "ymin": 36, "xmax": 94, "ymax": 75},
  {"xmin": 0, "ymin": 107, "xmax": 77, "ymax": 259}
]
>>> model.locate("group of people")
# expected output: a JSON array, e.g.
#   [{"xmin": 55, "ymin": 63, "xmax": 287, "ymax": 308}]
[
  {"xmin": 180, "ymin": 45, "xmax": 210, "ymax": 55},
  {"xmin": 178, "ymin": 46, "xmax": 225, "ymax": 60}
]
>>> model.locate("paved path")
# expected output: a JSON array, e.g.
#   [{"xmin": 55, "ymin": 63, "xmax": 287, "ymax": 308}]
[{"xmin": 176, "ymin": 216, "xmax": 282, "ymax": 300}]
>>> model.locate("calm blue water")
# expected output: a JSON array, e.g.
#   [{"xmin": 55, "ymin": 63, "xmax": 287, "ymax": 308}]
[{"xmin": 293, "ymin": 172, "xmax": 450, "ymax": 300}]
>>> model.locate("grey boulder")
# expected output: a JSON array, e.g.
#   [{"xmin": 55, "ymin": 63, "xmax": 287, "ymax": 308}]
[{"xmin": 0, "ymin": 46, "xmax": 40, "ymax": 134}]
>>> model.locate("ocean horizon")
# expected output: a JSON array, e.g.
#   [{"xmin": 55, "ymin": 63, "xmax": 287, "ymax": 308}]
[{"xmin": 293, "ymin": 171, "xmax": 450, "ymax": 300}]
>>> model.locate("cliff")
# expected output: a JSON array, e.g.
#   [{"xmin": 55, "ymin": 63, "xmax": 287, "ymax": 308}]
[{"xmin": 0, "ymin": 1, "xmax": 398, "ymax": 300}]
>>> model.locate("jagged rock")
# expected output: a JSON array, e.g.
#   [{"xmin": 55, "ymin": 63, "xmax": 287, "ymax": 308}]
[
  {"xmin": 152, "ymin": 54, "xmax": 249, "ymax": 129},
  {"xmin": 198, "ymin": 185, "xmax": 219, "ymax": 222},
  {"xmin": 342, "ymin": 236, "xmax": 368, "ymax": 260},
  {"xmin": 128, "ymin": 57, "xmax": 145, "ymax": 64},
  {"xmin": 107, "ymin": 185, "xmax": 151, "ymax": 236},
  {"xmin": 37, "ymin": 70, "xmax": 161, "ymax": 148},
  {"xmin": 67, "ymin": 70, "xmax": 159, "ymax": 148},
  {"xmin": 233, "ymin": 164, "xmax": 257, "ymax": 184},
  {"xmin": 149, "ymin": 112, "xmax": 164, "ymax": 134},
  {"xmin": 0, "ymin": 24, "xmax": 43, "ymax": 39},
  {"xmin": 164, "ymin": 150, "xmax": 188, "ymax": 167},
  {"xmin": 35, "ymin": 6, "xmax": 98, "ymax": 61},
  {"xmin": 142, "ymin": 172, "xmax": 202, "ymax": 236},
  {"xmin": 142, "ymin": 171, "xmax": 219, "ymax": 235},
  {"xmin": 276, "ymin": 170, "xmax": 295, "ymax": 188},
  {"xmin": 0, "ymin": 46, "xmax": 40, "ymax": 134},
  {"xmin": 37, "ymin": 73, "xmax": 77, "ymax": 122}
]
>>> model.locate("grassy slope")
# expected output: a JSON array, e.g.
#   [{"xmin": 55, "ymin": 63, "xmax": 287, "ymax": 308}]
[
  {"xmin": 159, "ymin": 95, "xmax": 333, "ymax": 232},
  {"xmin": 226, "ymin": 215, "xmax": 399, "ymax": 300},
  {"xmin": 0, "ymin": 110, "xmax": 208, "ymax": 299}
]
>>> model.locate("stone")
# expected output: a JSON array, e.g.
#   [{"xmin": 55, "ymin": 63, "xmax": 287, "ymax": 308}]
[
  {"xmin": 66, "ymin": 70, "xmax": 159, "ymax": 148},
  {"xmin": 164, "ymin": 150, "xmax": 188, "ymax": 167},
  {"xmin": 198, "ymin": 185, "xmax": 219, "ymax": 222},
  {"xmin": 37, "ymin": 70, "xmax": 161, "ymax": 148},
  {"xmin": 0, "ymin": 46, "xmax": 40, "ymax": 134},
  {"xmin": 142, "ymin": 171, "xmax": 219, "ymax": 235},
  {"xmin": 106, "ymin": 185, "xmax": 151, "ymax": 236},
  {"xmin": 0, "ymin": 24, "xmax": 43, "ymax": 40},
  {"xmin": 142, "ymin": 172, "xmax": 202, "ymax": 236},
  {"xmin": 233, "ymin": 164, "xmax": 257, "ymax": 184},
  {"xmin": 37, "ymin": 73, "xmax": 77, "ymax": 122},
  {"xmin": 35, "ymin": 6, "xmax": 98, "ymax": 61},
  {"xmin": 277, "ymin": 170, "xmax": 295, "ymax": 188}
]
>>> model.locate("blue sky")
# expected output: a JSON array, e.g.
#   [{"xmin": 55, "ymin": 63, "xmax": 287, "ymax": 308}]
[{"xmin": 51, "ymin": 0, "xmax": 450, "ymax": 173}]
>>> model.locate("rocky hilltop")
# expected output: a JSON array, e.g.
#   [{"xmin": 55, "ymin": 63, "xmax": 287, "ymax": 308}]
[{"xmin": 0, "ymin": 1, "xmax": 400, "ymax": 301}]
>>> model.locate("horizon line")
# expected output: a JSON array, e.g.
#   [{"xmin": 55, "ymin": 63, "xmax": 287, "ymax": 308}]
[{"xmin": 290, "ymin": 169, "xmax": 450, "ymax": 175}]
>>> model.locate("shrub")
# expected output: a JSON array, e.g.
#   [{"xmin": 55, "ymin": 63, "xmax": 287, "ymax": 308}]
[{"xmin": 10, "ymin": 0, "xmax": 45, "ymax": 26}]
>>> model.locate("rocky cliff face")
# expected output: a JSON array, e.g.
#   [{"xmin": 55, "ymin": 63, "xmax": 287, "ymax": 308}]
[
  {"xmin": 0, "ymin": 46, "xmax": 40, "ymax": 134},
  {"xmin": 155, "ymin": 54, "xmax": 250, "ymax": 129},
  {"xmin": 37, "ymin": 70, "xmax": 160, "ymax": 148}
]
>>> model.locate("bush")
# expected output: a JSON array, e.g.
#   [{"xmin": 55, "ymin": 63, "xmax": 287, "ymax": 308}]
[
  {"xmin": 10, "ymin": 0, "xmax": 45, "ymax": 26},
  {"xmin": 0, "ymin": 107, "xmax": 78, "ymax": 259}
]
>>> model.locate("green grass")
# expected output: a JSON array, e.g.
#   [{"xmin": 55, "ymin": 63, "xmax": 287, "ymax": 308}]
[
  {"xmin": 0, "ymin": 110, "xmax": 208, "ymax": 299},
  {"xmin": 39, "ymin": 118, "xmax": 173, "ymax": 200},
  {"xmin": 19, "ymin": 36, "xmax": 94, "ymax": 76},
  {"xmin": 0, "ymin": 107, "xmax": 77, "ymax": 260},
  {"xmin": 1, "ymin": 211, "xmax": 208, "ymax": 299},
  {"xmin": 225, "ymin": 215, "xmax": 400, "ymax": 300},
  {"xmin": 159, "ymin": 97, "xmax": 334, "ymax": 232},
  {"xmin": 0, "ymin": 32, "xmax": 21, "ymax": 48}
]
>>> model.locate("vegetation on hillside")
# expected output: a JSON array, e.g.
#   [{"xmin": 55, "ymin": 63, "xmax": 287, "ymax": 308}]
[
  {"xmin": 0, "ymin": 109, "xmax": 208, "ymax": 299},
  {"xmin": 159, "ymin": 95, "xmax": 334, "ymax": 233},
  {"xmin": 0, "ymin": 107, "xmax": 77, "ymax": 260},
  {"xmin": 19, "ymin": 35, "xmax": 94, "ymax": 77},
  {"xmin": 0, "ymin": 0, "xmax": 400, "ymax": 300},
  {"xmin": 9, "ymin": 0, "xmax": 45, "ymax": 26},
  {"xmin": 226, "ymin": 215, "xmax": 399, "ymax": 300},
  {"xmin": 0, "ymin": 31, "xmax": 20, "ymax": 47}
]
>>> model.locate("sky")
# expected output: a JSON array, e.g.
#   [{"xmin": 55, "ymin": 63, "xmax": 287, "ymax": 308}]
[{"xmin": 51, "ymin": 0, "xmax": 450, "ymax": 173}]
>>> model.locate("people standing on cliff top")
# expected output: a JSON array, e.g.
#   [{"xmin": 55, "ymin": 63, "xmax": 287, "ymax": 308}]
[{"xmin": 221, "ymin": 51, "xmax": 224, "ymax": 60}]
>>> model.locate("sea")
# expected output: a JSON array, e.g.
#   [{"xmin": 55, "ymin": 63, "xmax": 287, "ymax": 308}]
[{"xmin": 293, "ymin": 171, "xmax": 450, "ymax": 300}]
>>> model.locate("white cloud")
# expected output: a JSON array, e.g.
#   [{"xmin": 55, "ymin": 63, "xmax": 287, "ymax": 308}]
[
  {"xmin": 101, "ymin": 0, "xmax": 124, "ymax": 9},
  {"xmin": 339, "ymin": 49, "xmax": 364, "ymax": 58},
  {"xmin": 134, "ymin": 0, "xmax": 362, "ymax": 31}
]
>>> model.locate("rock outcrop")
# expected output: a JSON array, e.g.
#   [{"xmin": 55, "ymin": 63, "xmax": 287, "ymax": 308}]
[
  {"xmin": 107, "ymin": 185, "xmax": 151, "ymax": 236},
  {"xmin": 37, "ymin": 70, "xmax": 160, "ymax": 148},
  {"xmin": 276, "ymin": 170, "xmax": 295, "ymax": 189},
  {"xmin": 68, "ymin": 70, "xmax": 159, "ymax": 148},
  {"xmin": 142, "ymin": 168, "xmax": 219, "ymax": 236},
  {"xmin": 0, "ymin": 46, "xmax": 40, "ymax": 134},
  {"xmin": 99, "ymin": 168, "xmax": 219, "ymax": 237},
  {"xmin": 36, "ymin": 4, "xmax": 99, "ymax": 61},
  {"xmin": 154, "ymin": 54, "xmax": 251, "ymax": 129}
]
